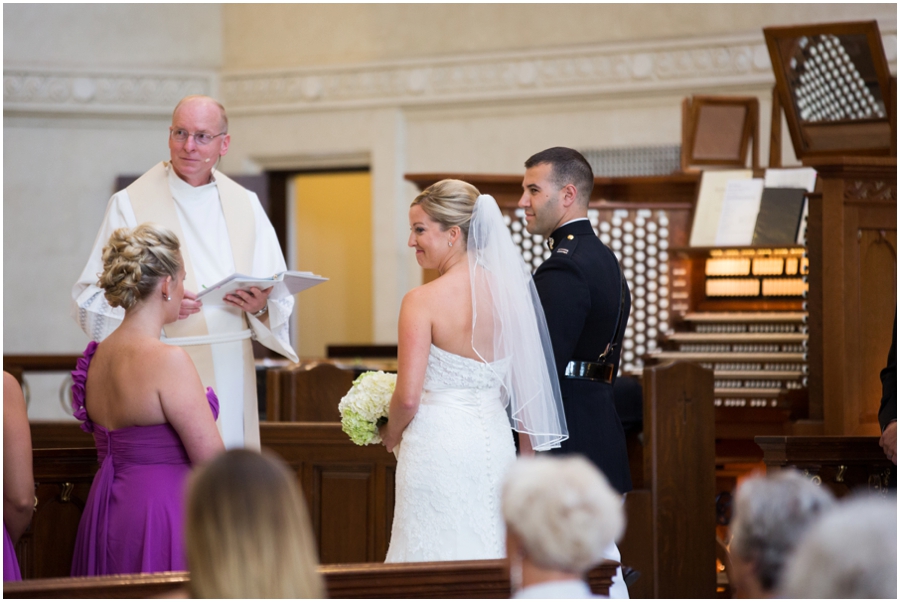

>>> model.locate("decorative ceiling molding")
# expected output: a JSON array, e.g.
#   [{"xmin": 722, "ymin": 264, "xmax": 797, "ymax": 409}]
[
  {"xmin": 3, "ymin": 67, "xmax": 216, "ymax": 117},
  {"xmin": 220, "ymin": 24, "xmax": 896, "ymax": 114},
  {"xmin": 5, "ymin": 22, "xmax": 895, "ymax": 117}
]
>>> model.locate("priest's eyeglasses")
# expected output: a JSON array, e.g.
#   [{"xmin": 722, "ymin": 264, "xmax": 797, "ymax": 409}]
[{"xmin": 170, "ymin": 128, "xmax": 227, "ymax": 145}]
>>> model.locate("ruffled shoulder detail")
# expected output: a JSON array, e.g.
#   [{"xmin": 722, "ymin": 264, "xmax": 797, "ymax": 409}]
[
  {"xmin": 205, "ymin": 387, "xmax": 220, "ymax": 421},
  {"xmin": 71, "ymin": 341, "xmax": 99, "ymax": 434}
]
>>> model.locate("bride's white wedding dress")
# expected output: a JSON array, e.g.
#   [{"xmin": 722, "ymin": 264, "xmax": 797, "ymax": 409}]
[{"xmin": 385, "ymin": 344, "xmax": 516, "ymax": 562}]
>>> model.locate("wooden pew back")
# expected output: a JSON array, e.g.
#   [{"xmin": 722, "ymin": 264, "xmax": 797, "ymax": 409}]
[
  {"xmin": 22, "ymin": 421, "xmax": 397, "ymax": 579},
  {"xmin": 266, "ymin": 362, "xmax": 354, "ymax": 422},
  {"xmin": 619, "ymin": 362, "xmax": 717, "ymax": 599}
]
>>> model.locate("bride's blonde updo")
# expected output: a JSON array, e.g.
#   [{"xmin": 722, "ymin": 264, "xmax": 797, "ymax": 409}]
[
  {"xmin": 411, "ymin": 179, "xmax": 480, "ymax": 240},
  {"xmin": 98, "ymin": 223, "xmax": 182, "ymax": 310}
]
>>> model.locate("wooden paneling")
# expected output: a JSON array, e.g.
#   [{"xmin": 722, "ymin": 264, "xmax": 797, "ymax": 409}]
[
  {"xmin": 17, "ymin": 448, "xmax": 98, "ymax": 579},
  {"xmin": 804, "ymin": 156, "xmax": 896, "ymax": 436},
  {"xmin": 261, "ymin": 422, "xmax": 397, "ymax": 563}
]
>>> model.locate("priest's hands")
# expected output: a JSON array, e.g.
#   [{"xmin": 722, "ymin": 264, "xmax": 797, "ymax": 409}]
[
  {"xmin": 224, "ymin": 286, "xmax": 272, "ymax": 315},
  {"xmin": 178, "ymin": 290, "xmax": 203, "ymax": 320}
]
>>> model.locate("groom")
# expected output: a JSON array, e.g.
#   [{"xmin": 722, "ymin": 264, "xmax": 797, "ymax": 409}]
[{"xmin": 519, "ymin": 147, "xmax": 632, "ymax": 598}]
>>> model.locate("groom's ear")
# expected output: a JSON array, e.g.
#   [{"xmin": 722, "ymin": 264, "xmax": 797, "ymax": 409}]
[{"xmin": 559, "ymin": 183, "xmax": 578, "ymax": 208}]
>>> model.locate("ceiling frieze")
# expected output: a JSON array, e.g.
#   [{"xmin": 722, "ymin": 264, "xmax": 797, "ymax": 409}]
[{"xmin": 5, "ymin": 24, "xmax": 895, "ymax": 117}]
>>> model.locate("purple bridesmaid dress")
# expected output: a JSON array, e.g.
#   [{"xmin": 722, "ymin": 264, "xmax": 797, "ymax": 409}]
[
  {"xmin": 69, "ymin": 341, "xmax": 219, "ymax": 576},
  {"xmin": 3, "ymin": 523, "xmax": 21, "ymax": 581}
]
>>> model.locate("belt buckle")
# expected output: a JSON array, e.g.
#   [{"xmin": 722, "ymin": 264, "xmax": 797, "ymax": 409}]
[{"xmin": 564, "ymin": 360, "xmax": 614, "ymax": 384}]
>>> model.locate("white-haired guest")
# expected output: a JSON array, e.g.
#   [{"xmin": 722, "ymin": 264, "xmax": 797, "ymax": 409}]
[
  {"xmin": 779, "ymin": 495, "xmax": 897, "ymax": 599},
  {"xmin": 729, "ymin": 470, "xmax": 834, "ymax": 598},
  {"xmin": 502, "ymin": 456, "xmax": 625, "ymax": 599}
]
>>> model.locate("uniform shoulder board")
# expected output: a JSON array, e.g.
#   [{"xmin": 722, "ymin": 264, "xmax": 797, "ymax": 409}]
[{"xmin": 555, "ymin": 233, "xmax": 579, "ymax": 256}]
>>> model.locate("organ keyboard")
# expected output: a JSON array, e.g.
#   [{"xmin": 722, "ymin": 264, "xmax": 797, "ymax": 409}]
[{"xmin": 651, "ymin": 311, "xmax": 807, "ymax": 410}]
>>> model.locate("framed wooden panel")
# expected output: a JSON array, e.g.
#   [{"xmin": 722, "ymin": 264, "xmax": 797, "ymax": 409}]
[
  {"xmin": 764, "ymin": 21, "xmax": 895, "ymax": 160},
  {"xmin": 681, "ymin": 96, "xmax": 760, "ymax": 171}
]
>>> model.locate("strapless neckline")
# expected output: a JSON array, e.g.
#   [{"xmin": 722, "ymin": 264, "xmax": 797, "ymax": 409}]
[{"xmin": 429, "ymin": 343, "xmax": 489, "ymax": 365}]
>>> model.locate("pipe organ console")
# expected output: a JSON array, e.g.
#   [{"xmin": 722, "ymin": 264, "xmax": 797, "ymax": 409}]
[{"xmin": 649, "ymin": 246, "xmax": 810, "ymax": 417}]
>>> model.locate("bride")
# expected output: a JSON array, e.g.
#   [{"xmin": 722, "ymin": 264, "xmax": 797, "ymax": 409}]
[{"xmin": 381, "ymin": 179, "xmax": 568, "ymax": 562}]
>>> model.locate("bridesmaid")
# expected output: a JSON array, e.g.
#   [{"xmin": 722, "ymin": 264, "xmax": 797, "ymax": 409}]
[
  {"xmin": 70, "ymin": 223, "xmax": 223, "ymax": 576},
  {"xmin": 3, "ymin": 373, "xmax": 34, "ymax": 581}
]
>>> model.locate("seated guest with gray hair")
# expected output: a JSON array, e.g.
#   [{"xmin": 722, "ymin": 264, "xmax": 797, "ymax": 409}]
[
  {"xmin": 502, "ymin": 456, "xmax": 625, "ymax": 599},
  {"xmin": 779, "ymin": 495, "xmax": 897, "ymax": 599},
  {"xmin": 729, "ymin": 470, "xmax": 834, "ymax": 598}
]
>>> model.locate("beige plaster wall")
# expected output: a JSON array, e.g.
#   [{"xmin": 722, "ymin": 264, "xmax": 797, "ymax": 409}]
[
  {"xmin": 222, "ymin": 3, "xmax": 896, "ymax": 69},
  {"xmin": 4, "ymin": 4, "xmax": 222, "ymax": 68}
]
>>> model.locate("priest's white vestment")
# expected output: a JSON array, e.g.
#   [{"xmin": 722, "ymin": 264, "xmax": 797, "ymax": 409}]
[{"xmin": 72, "ymin": 162, "xmax": 298, "ymax": 450}]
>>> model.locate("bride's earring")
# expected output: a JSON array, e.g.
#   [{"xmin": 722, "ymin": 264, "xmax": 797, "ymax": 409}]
[{"xmin": 448, "ymin": 241, "xmax": 453, "ymax": 247}]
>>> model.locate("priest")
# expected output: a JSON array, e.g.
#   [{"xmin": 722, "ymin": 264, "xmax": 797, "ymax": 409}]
[{"xmin": 72, "ymin": 95, "xmax": 298, "ymax": 450}]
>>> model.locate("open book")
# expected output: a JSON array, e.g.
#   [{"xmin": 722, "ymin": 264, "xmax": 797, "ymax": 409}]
[{"xmin": 197, "ymin": 270, "xmax": 328, "ymax": 305}]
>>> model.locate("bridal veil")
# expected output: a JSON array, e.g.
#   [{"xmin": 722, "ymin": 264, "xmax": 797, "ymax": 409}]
[{"xmin": 467, "ymin": 195, "xmax": 568, "ymax": 451}]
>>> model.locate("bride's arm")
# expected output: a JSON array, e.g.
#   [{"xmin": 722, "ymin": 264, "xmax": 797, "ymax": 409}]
[{"xmin": 381, "ymin": 289, "xmax": 432, "ymax": 453}]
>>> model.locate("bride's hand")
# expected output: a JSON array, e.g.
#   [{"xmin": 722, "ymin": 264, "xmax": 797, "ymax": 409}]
[{"xmin": 380, "ymin": 424, "xmax": 401, "ymax": 454}]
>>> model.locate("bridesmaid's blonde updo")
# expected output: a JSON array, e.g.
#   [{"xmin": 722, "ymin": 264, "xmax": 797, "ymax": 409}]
[
  {"xmin": 411, "ymin": 179, "xmax": 480, "ymax": 241},
  {"xmin": 98, "ymin": 223, "xmax": 182, "ymax": 310}
]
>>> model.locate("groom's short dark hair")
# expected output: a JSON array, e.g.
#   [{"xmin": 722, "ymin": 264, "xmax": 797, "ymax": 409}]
[{"xmin": 525, "ymin": 147, "xmax": 594, "ymax": 206}]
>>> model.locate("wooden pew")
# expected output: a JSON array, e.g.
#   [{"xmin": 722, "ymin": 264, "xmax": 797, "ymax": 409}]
[
  {"xmin": 4, "ymin": 559, "xmax": 617, "ymax": 598},
  {"xmin": 22, "ymin": 421, "xmax": 397, "ymax": 579},
  {"xmin": 266, "ymin": 362, "xmax": 354, "ymax": 422}
]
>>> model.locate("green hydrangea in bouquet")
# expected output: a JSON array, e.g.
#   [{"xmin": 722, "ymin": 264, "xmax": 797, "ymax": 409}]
[{"xmin": 338, "ymin": 371, "xmax": 397, "ymax": 446}]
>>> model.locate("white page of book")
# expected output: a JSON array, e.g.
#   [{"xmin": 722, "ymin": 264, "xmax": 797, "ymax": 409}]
[
  {"xmin": 763, "ymin": 167, "xmax": 818, "ymax": 192},
  {"xmin": 715, "ymin": 178, "xmax": 765, "ymax": 246},
  {"xmin": 690, "ymin": 169, "xmax": 754, "ymax": 246}
]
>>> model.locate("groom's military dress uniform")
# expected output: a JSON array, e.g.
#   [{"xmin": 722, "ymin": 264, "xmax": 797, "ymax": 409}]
[{"xmin": 533, "ymin": 219, "xmax": 633, "ymax": 495}]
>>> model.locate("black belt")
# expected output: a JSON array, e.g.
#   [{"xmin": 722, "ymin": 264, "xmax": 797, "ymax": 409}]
[{"xmin": 565, "ymin": 360, "xmax": 615, "ymax": 383}]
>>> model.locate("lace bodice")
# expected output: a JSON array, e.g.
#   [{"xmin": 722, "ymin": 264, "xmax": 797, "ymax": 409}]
[{"xmin": 422, "ymin": 344, "xmax": 507, "ymax": 391}]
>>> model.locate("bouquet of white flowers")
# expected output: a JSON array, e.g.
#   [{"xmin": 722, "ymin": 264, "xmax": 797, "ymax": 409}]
[{"xmin": 338, "ymin": 371, "xmax": 397, "ymax": 447}]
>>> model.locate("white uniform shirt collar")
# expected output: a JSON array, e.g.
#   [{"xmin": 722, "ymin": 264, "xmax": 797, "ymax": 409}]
[{"xmin": 560, "ymin": 217, "xmax": 591, "ymax": 228}]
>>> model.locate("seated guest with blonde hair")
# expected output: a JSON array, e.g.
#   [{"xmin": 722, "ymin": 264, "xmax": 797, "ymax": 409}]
[
  {"xmin": 779, "ymin": 495, "xmax": 897, "ymax": 599},
  {"xmin": 729, "ymin": 469, "xmax": 834, "ymax": 598},
  {"xmin": 185, "ymin": 449, "xmax": 324, "ymax": 598},
  {"xmin": 502, "ymin": 456, "xmax": 625, "ymax": 599},
  {"xmin": 70, "ymin": 223, "xmax": 223, "ymax": 576},
  {"xmin": 3, "ymin": 373, "xmax": 34, "ymax": 582}
]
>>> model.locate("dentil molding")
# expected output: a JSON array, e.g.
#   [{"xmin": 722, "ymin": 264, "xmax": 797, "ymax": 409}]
[{"xmin": 5, "ymin": 24, "xmax": 895, "ymax": 116}]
